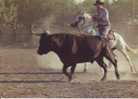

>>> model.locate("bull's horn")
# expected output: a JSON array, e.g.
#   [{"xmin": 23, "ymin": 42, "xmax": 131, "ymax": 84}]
[
  {"xmin": 43, "ymin": 30, "xmax": 51, "ymax": 35},
  {"xmin": 32, "ymin": 33, "xmax": 42, "ymax": 36}
]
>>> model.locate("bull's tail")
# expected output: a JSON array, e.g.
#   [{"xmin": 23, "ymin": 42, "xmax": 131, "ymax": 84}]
[{"xmin": 126, "ymin": 44, "xmax": 138, "ymax": 54}]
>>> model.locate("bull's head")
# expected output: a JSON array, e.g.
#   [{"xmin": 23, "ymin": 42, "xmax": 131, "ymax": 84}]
[
  {"xmin": 36, "ymin": 32, "xmax": 50, "ymax": 55},
  {"xmin": 31, "ymin": 25, "xmax": 52, "ymax": 55},
  {"xmin": 34, "ymin": 30, "xmax": 64, "ymax": 55}
]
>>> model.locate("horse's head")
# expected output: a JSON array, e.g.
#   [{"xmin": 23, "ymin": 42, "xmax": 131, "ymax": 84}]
[
  {"xmin": 70, "ymin": 12, "xmax": 97, "ymax": 34},
  {"xmin": 83, "ymin": 12, "xmax": 92, "ymax": 20},
  {"xmin": 70, "ymin": 12, "xmax": 87, "ymax": 28}
]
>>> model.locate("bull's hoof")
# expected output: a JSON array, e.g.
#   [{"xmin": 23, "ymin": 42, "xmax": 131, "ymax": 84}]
[
  {"xmin": 116, "ymin": 74, "xmax": 120, "ymax": 80},
  {"xmin": 68, "ymin": 76, "xmax": 72, "ymax": 82},
  {"xmin": 100, "ymin": 77, "xmax": 106, "ymax": 81},
  {"xmin": 69, "ymin": 79, "xmax": 72, "ymax": 82}
]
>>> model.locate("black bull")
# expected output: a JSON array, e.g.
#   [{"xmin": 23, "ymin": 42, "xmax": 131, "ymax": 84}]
[{"xmin": 37, "ymin": 32, "xmax": 120, "ymax": 81}]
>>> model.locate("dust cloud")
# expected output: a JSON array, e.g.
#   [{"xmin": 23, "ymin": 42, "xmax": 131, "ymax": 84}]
[
  {"xmin": 36, "ymin": 50, "xmax": 138, "ymax": 81},
  {"xmin": 36, "ymin": 52, "xmax": 63, "ymax": 70}
]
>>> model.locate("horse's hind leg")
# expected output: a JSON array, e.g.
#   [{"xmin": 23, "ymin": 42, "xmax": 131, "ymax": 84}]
[
  {"xmin": 96, "ymin": 57, "xmax": 108, "ymax": 81},
  {"xmin": 83, "ymin": 63, "xmax": 88, "ymax": 72},
  {"xmin": 120, "ymin": 49, "xmax": 136, "ymax": 73}
]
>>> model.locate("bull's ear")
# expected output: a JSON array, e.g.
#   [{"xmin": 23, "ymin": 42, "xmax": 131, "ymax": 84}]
[
  {"xmin": 51, "ymin": 36, "xmax": 63, "ymax": 47},
  {"xmin": 43, "ymin": 30, "xmax": 50, "ymax": 35}
]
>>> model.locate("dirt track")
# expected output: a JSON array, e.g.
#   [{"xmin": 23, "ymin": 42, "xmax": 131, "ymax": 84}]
[{"xmin": 0, "ymin": 48, "xmax": 138, "ymax": 98}]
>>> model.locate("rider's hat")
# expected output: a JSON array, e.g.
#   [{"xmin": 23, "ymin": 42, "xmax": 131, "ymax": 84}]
[{"xmin": 94, "ymin": 0, "xmax": 104, "ymax": 6}]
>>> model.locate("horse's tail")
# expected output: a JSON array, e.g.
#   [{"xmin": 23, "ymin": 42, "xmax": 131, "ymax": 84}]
[{"xmin": 126, "ymin": 44, "xmax": 138, "ymax": 54}]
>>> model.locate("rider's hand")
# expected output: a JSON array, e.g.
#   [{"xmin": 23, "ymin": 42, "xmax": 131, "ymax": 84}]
[{"xmin": 92, "ymin": 16, "xmax": 97, "ymax": 22}]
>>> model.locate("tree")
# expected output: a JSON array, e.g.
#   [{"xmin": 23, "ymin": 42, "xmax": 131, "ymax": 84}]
[{"xmin": 0, "ymin": 0, "xmax": 17, "ymax": 44}]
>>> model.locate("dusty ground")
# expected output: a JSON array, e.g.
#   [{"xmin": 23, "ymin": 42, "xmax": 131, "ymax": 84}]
[{"xmin": 0, "ymin": 48, "xmax": 138, "ymax": 98}]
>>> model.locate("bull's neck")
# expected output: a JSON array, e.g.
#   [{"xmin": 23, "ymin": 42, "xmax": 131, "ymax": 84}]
[{"xmin": 54, "ymin": 47, "xmax": 66, "ymax": 56}]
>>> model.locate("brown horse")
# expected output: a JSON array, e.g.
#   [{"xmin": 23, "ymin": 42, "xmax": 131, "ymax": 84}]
[{"xmin": 37, "ymin": 32, "xmax": 120, "ymax": 81}]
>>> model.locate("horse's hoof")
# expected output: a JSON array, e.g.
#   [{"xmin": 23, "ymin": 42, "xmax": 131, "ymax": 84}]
[
  {"xmin": 131, "ymin": 72, "xmax": 137, "ymax": 74},
  {"xmin": 130, "ymin": 68, "xmax": 137, "ymax": 73},
  {"xmin": 131, "ymin": 70, "xmax": 137, "ymax": 73},
  {"xmin": 83, "ymin": 69, "xmax": 87, "ymax": 73},
  {"xmin": 131, "ymin": 70, "xmax": 135, "ymax": 73}
]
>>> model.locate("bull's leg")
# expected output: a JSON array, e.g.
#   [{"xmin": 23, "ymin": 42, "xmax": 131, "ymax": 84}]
[
  {"xmin": 71, "ymin": 64, "xmax": 77, "ymax": 74},
  {"xmin": 108, "ymin": 54, "xmax": 118, "ymax": 70},
  {"xmin": 114, "ymin": 59, "xmax": 120, "ymax": 80},
  {"xmin": 70, "ymin": 64, "xmax": 77, "ymax": 80},
  {"xmin": 96, "ymin": 57, "xmax": 107, "ymax": 81},
  {"xmin": 108, "ymin": 48, "xmax": 117, "ymax": 69},
  {"xmin": 63, "ymin": 65, "xmax": 72, "ymax": 81},
  {"xmin": 105, "ymin": 48, "xmax": 120, "ymax": 80}
]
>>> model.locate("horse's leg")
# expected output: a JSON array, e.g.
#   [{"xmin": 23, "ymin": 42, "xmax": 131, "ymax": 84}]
[
  {"xmin": 120, "ymin": 49, "xmax": 136, "ymax": 73},
  {"xmin": 83, "ymin": 63, "xmax": 87, "ymax": 72},
  {"xmin": 63, "ymin": 65, "xmax": 72, "ymax": 81},
  {"xmin": 96, "ymin": 57, "xmax": 107, "ymax": 81},
  {"xmin": 108, "ymin": 62, "xmax": 112, "ymax": 70}
]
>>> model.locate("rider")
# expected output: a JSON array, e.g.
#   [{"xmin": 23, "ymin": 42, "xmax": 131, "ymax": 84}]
[{"xmin": 92, "ymin": 0, "xmax": 111, "ymax": 39}]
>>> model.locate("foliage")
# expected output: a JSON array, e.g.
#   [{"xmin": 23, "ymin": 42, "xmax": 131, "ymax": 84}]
[
  {"xmin": 0, "ymin": 0, "xmax": 17, "ymax": 24},
  {"xmin": 0, "ymin": 0, "xmax": 137, "ymax": 46}
]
